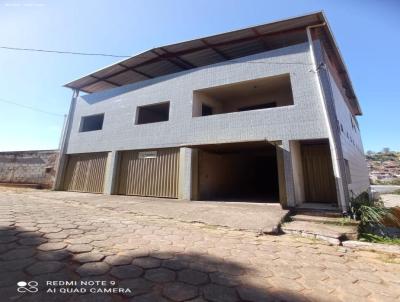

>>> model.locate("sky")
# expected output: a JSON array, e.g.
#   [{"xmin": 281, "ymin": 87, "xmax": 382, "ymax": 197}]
[{"xmin": 0, "ymin": 0, "xmax": 399, "ymax": 152}]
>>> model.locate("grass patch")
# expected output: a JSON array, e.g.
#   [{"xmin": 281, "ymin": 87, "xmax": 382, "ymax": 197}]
[{"xmin": 359, "ymin": 233, "xmax": 400, "ymax": 245}]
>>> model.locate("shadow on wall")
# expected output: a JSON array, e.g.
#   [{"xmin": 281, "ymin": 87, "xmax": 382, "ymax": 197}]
[{"xmin": 0, "ymin": 225, "xmax": 316, "ymax": 302}]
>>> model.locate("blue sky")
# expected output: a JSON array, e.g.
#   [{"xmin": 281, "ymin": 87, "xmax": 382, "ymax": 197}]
[{"xmin": 0, "ymin": 0, "xmax": 399, "ymax": 152}]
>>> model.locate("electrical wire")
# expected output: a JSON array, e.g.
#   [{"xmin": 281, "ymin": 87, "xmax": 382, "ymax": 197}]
[
  {"xmin": 0, "ymin": 46, "xmax": 131, "ymax": 58},
  {"xmin": 0, "ymin": 45, "xmax": 313, "ymax": 66},
  {"xmin": 0, "ymin": 98, "xmax": 65, "ymax": 117}
]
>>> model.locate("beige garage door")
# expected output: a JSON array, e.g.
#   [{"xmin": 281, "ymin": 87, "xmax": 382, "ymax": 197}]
[
  {"xmin": 63, "ymin": 153, "xmax": 108, "ymax": 193},
  {"xmin": 118, "ymin": 148, "xmax": 179, "ymax": 198}
]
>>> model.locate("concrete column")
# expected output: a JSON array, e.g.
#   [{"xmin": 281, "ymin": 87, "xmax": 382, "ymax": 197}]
[
  {"xmin": 178, "ymin": 147, "xmax": 198, "ymax": 200},
  {"xmin": 290, "ymin": 140, "xmax": 305, "ymax": 206},
  {"xmin": 104, "ymin": 151, "xmax": 119, "ymax": 195},
  {"xmin": 53, "ymin": 89, "xmax": 78, "ymax": 190},
  {"xmin": 276, "ymin": 140, "xmax": 295, "ymax": 208}
]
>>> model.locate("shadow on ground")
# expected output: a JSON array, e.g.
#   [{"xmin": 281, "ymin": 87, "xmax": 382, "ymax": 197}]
[{"xmin": 0, "ymin": 225, "xmax": 315, "ymax": 302}]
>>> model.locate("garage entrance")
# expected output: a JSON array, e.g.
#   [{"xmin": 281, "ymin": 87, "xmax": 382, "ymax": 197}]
[
  {"xmin": 63, "ymin": 152, "xmax": 108, "ymax": 193},
  {"xmin": 117, "ymin": 148, "xmax": 179, "ymax": 198},
  {"xmin": 197, "ymin": 142, "xmax": 279, "ymax": 202}
]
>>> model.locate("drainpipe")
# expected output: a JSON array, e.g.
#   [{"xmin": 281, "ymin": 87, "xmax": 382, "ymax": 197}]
[
  {"xmin": 306, "ymin": 23, "xmax": 348, "ymax": 213},
  {"xmin": 53, "ymin": 89, "xmax": 79, "ymax": 190}
]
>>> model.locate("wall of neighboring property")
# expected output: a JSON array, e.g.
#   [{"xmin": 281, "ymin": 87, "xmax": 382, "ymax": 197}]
[
  {"xmin": 0, "ymin": 150, "xmax": 59, "ymax": 188},
  {"xmin": 327, "ymin": 68, "xmax": 370, "ymax": 197},
  {"xmin": 66, "ymin": 42, "xmax": 330, "ymax": 155}
]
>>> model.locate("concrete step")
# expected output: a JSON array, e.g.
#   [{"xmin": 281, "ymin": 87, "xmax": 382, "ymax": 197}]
[
  {"xmin": 293, "ymin": 208, "xmax": 342, "ymax": 218},
  {"xmin": 282, "ymin": 220, "xmax": 358, "ymax": 245},
  {"xmin": 291, "ymin": 214, "xmax": 359, "ymax": 226}
]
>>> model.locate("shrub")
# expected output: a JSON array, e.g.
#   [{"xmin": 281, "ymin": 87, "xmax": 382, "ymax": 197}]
[{"xmin": 350, "ymin": 192, "xmax": 399, "ymax": 231}]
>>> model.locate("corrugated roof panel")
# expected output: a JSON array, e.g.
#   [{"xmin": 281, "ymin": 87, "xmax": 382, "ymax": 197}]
[
  {"xmin": 83, "ymin": 81, "xmax": 117, "ymax": 93},
  {"xmin": 108, "ymin": 70, "xmax": 148, "ymax": 86},
  {"xmin": 122, "ymin": 51, "xmax": 158, "ymax": 68},
  {"xmin": 180, "ymin": 48, "xmax": 225, "ymax": 67},
  {"xmin": 91, "ymin": 64, "xmax": 126, "ymax": 79},
  {"xmin": 218, "ymin": 40, "xmax": 266, "ymax": 59},
  {"xmin": 205, "ymin": 28, "xmax": 254, "ymax": 45},
  {"xmin": 135, "ymin": 60, "xmax": 183, "ymax": 77},
  {"xmin": 66, "ymin": 76, "xmax": 97, "ymax": 89},
  {"xmin": 163, "ymin": 39, "xmax": 205, "ymax": 54}
]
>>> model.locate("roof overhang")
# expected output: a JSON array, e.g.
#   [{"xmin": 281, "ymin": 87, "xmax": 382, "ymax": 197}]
[{"xmin": 64, "ymin": 11, "xmax": 361, "ymax": 115}]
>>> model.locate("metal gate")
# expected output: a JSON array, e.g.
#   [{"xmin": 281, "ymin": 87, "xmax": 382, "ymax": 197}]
[
  {"xmin": 117, "ymin": 148, "xmax": 179, "ymax": 198},
  {"xmin": 63, "ymin": 153, "xmax": 108, "ymax": 193}
]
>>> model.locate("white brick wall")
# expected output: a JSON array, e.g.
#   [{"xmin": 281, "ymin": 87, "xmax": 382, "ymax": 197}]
[{"xmin": 66, "ymin": 42, "xmax": 330, "ymax": 154}]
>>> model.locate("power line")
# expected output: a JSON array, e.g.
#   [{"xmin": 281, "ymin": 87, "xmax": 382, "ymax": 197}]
[
  {"xmin": 0, "ymin": 46, "xmax": 131, "ymax": 58},
  {"xmin": 0, "ymin": 45, "xmax": 312, "ymax": 66},
  {"xmin": 0, "ymin": 98, "xmax": 65, "ymax": 117}
]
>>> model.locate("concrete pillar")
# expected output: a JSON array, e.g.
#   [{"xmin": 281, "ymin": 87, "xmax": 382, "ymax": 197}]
[
  {"xmin": 290, "ymin": 140, "xmax": 305, "ymax": 206},
  {"xmin": 178, "ymin": 147, "xmax": 198, "ymax": 200},
  {"xmin": 276, "ymin": 140, "xmax": 295, "ymax": 208},
  {"xmin": 104, "ymin": 151, "xmax": 119, "ymax": 195},
  {"xmin": 53, "ymin": 90, "xmax": 78, "ymax": 190}
]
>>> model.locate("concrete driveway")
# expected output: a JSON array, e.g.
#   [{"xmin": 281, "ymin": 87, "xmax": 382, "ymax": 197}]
[{"xmin": 0, "ymin": 188, "xmax": 399, "ymax": 302}]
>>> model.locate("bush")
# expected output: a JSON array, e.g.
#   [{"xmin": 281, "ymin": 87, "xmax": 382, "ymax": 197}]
[{"xmin": 350, "ymin": 192, "xmax": 399, "ymax": 231}]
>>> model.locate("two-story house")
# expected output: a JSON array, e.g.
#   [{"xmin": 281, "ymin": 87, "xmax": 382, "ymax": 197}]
[{"xmin": 54, "ymin": 12, "xmax": 369, "ymax": 213}]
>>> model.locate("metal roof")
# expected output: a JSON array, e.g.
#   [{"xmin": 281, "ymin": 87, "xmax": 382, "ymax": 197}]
[{"xmin": 65, "ymin": 12, "xmax": 362, "ymax": 115}]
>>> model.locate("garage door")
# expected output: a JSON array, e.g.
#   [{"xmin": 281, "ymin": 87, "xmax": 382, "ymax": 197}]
[
  {"xmin": 117, "ymin": 148, "xmax": 179, "ymax": 198},
  {"xmin": 63, "ymin": 153, "xmax": 108, "ymax": 193}
]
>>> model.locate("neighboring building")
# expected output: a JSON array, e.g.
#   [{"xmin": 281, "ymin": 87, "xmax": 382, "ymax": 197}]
[{"xmin": 55, "ymin": 12, "xmax": 369, "ymax": 212}]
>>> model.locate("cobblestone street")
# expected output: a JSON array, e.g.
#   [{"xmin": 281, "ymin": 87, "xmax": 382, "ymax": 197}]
[{"xmin": 0, "ymin": 189, "xmax": 399, "ymax": 302}]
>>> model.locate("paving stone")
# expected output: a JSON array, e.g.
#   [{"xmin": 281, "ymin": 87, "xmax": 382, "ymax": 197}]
[
  {"xmin": 104, "ymin": 255, "xmax": 132, "ymax": 266},
  {"xmin": 130, "ymin": 292, "xmax": 169, "ymax": 302},
  {"xmin": 26, "ymin": 261, "xmax": 64, "ymax": 275},
  {"xmin": 162, "ymin": 282, "xmax": 199, "ymax": 301},
  {"xmin": 118, "ymin": 278, "xmax": 154, "ymax": 296},
  {"xmin": 0, "ymin": 247, "xmax": 36, "ymax": 260},
  {"xmin": 0, "ymin": 236, "xmax": 18, "ymax": 243},
  {"xmin": 132, "ymin": 257, "xmax": 161, "ymax": 269},
  {"xmin": 209, "ymin": 272, "xmax": 240, "ymax": 287},
  {"xmin": 67, "ymin": 244, "xmax": 93, "ymax": 253},
  {"xmin": 162, "ymin": 259, "xmax": 188, "ymax": 271},
  {"xmin": 144, "ymin": 268, "xmax": 176, "ymax": 283},
  {"xmin": 203, "ymin": 284, "xmax": 239, "ymax": 302},
  {"xmin": 237, "ymin": 286, "xmax": 276, "ymax": 302},
  {"xmin": 110, "ymin": 265, "xmax": 143, "ymax": 279},
  {"xmin": 0, "ymin": 271, "xmax": 27, "ymax": 287},
  {"xmin": 36, "ymin": 250, "xmax": 70, "ymax": 261},
  {"xmin": 18, "ymin": 237, "xmax": 47, "ymax": 246},
  {"xmin": 73, "ymin": 252, "xmax": 104, "ymax": 263},
  {"xmin": 38, "ymin": 242, "xmax": 67, "ymax": 251},
  {"xmin": 178, "ymin": 269, "xmax": 208, "ymax": 285},
  {"xmin": 44, "ymin": 232, "xmax": 70, "ymax": 239},
  {"xmin": 39, "ymin": 227, "xmax": 62, "ymax": 233},
  {"xmin": 76, "ymin": 262, "xmax": 110, "ymax": 276},
  {"xmin": 0, "ymin": 257, "xmax": 35, "ymax": 272}
]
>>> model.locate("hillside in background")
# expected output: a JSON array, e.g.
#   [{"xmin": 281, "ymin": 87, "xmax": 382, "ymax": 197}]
[{"xmin": 366, "ymin": 150, "xmax": 400, "ymax": 185}]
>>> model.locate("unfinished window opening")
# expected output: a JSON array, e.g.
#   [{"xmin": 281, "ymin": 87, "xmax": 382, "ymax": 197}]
[
  {"xmin": 201, "ymin": 104, "xmax": 213, "ymax": 116},
  {"xmin": 80, "ymin": 114, "xmax": 104, "ymax": 132},
  {"xmin": 193, "ymin": 74, "xmax": 293, "ymax": 117},
  {"xmin": 136, "ymin": 102, "xmax": 170, "ymax": 125}
]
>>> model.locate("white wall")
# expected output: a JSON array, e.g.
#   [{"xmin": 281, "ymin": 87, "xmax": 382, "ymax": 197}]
[
  {"xmin": 327, "ymin": 69, "xmax": 369, "ymax": 197},
  {"xmin": 66, "ymin": 42, "xmax": 330, "ymax": 155}
]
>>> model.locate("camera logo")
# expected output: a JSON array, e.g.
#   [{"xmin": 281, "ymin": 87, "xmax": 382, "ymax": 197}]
[{"xmin": 17, "ymin": 281, "xmax": 38, "ymax": 293}]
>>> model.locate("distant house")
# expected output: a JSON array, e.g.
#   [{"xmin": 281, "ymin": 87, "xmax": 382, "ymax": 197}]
[{"xmin": 55, "ymin": 12, "xmax": 369, "ymax": 212}]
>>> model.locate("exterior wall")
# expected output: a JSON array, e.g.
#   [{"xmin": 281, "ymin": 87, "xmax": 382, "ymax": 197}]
[
  {"xmin": 0, "ymin": 150, "xmax": 58, "ymax": 188},
  {"xmin": 326, "ymin": 68, "xmax": 369, "ymax": 197},
  {"xmin": 65, "ymin": 42, "xmax": 330, "ymax": 155}
]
